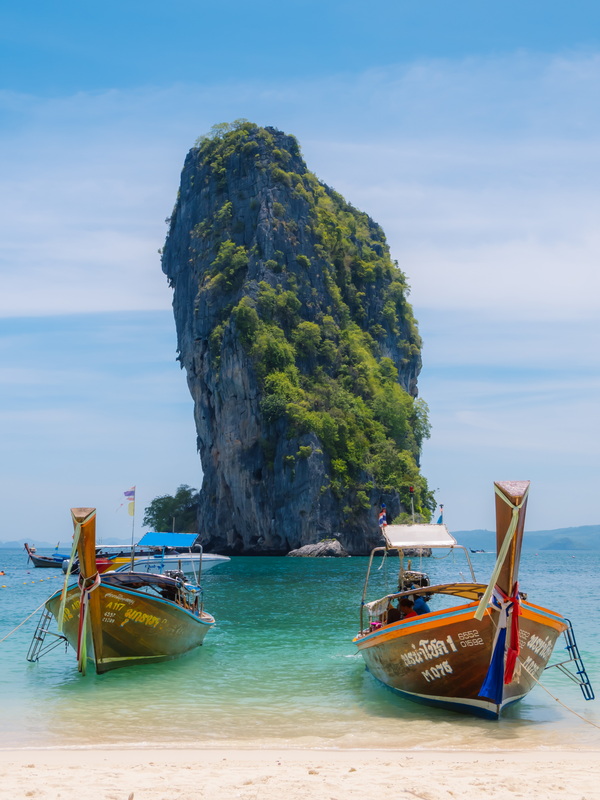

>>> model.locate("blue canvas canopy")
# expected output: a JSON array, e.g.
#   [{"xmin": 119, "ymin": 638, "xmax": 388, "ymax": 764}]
[{"xmin": 137, "ymin": 532, "xmax": 198, "ymax": 548}]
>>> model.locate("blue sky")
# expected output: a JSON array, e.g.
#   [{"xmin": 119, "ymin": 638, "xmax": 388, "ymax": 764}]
[{"xmin": 1, "ymin": 2, "xmax": 599, "ymax": 543}]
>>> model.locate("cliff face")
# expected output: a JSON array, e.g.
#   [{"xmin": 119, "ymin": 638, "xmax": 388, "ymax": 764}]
[{"xmin": 162, "ymin": 121, "xmax": 432, "ymax": 555}]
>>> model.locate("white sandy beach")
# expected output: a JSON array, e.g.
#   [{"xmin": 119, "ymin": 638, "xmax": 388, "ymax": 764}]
[{"xmin": 1, "ymin": 747, "xmax": 598, "ymax": 800}]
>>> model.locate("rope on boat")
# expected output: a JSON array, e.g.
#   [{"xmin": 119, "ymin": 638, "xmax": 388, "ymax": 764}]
[
  {"xmin": 429, "ymin": 549, "xmax": 454, "ymax": 560},
  {"xmin": 0, "ymin": 597, "xmax": 52, "ymax": 644},
  {"xmin": 57, "ymin": 520, "xmax": 82, "ymax": 632},
  {"xmin": 519, "ymin": 656, "xmax": 600, "ymax": 730},
  {"xmin": 77, "ymin": 570, "xmax": 101, "ymax": 675}
]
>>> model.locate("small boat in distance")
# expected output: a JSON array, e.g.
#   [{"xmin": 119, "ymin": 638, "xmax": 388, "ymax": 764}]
[
  {"xmin": 43, "ymin": 508, "xmax": 215, "ymax": 674},
  {"xmin": 62, "ymin": 532, "xmax": 230, "ymax": 579},
  {"xmin": 24, "ymin": 542, "xmax": 70, "ymax": 568},
  {"xmin": 353, "ymin": 481, "xmax": 595, "ymax": 718}
]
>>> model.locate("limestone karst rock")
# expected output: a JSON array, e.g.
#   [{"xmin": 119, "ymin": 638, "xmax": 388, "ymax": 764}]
[{"xmin": 162, "ymin": 121, "xmax": 433, "ymax": 554}]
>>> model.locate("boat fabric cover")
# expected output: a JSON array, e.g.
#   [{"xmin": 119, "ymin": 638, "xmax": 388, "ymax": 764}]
[
  {"xmin": 137, "ymin": 532, "xmax": 198, "ymax": 548},
  {"xmin": 382, "ymin": 524, "xmax": 457, "ymax": 548},
  {"xmin": 364, "ymin": 597, "xmax": 391, "ymax": 618},
  {"xmin": 101, "ymin": 572, "xmax": 182, "ymax": 590}
]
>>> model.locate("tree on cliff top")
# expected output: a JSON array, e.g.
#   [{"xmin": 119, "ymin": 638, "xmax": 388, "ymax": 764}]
[{"xmin": 143, "ymin": 485, "xmax": 200, "ymax": 533}]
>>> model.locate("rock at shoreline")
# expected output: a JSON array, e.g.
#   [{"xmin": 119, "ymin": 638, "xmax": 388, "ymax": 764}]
[{"xmin": 287, "ymin": 540, "xmax": 349, "ymax": 557}]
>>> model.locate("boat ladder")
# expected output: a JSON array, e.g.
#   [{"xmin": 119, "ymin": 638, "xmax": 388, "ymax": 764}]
[
  {"xmin": 544, "ymin": 618, "xmax": 595, "ymax": 701},
  {"xmin": 26, "ymin": 608, "xmax": 67, "ymax": 663}
]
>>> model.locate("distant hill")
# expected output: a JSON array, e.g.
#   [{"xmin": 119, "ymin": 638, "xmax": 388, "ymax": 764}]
[
  {"xmin": 453, "ymin": 525, "xmax": 600, "ymax": 552},
  {"xmin": 0, "ymin": 537, "xmax": 131, "ymax": 549},
  {"xmin": 4, "ymin": 526, "xmax": 600, "ymax": 551}
]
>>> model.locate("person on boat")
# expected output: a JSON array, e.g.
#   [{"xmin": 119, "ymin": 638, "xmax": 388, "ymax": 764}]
[
  {"xmin": 386, "ymin": 601, "xmax": 403, "ymax": 624},
  {"xmin": 399, "ymin": 598, "xmax": 417, "ymax": 619},
  {"xmin": 413, "ymin": 595, "xmax": 430, "ymax": 615},
  {"xmin": 159, "ymin": 584, "xmax": 177, "ymax": 602}
]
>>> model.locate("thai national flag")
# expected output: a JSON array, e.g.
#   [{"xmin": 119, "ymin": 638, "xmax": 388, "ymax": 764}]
[{"xmin": 378, "ymin": 506, "xmax": 387, "ymax": 527}]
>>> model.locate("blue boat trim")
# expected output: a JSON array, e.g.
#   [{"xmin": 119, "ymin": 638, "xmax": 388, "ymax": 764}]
[
  {"xmin": 365, "ymin": 670, "xmax": 527, "ymax": 719},
  {"xmin": 356, "ymin": 603, "xmax": 478, "ymax": 644},
  {"xmin": 356, "ymin": 600, "xmax": 565, "ymax": 647}
]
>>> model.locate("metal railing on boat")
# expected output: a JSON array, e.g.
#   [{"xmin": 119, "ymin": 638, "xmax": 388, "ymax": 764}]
[
  {"xmin": 545, "ymin": 618, "xmax": 595, "ymax": 701},
  {"xmin": 26, "ymin": 608, "xmax": 67, "ymax": 663}
]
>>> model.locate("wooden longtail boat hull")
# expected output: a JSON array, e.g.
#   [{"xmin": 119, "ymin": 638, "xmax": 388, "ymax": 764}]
[
  {"xmin": 46, "ymin": 582, "xmax": 214, "ymax": 673},
  {"xmin": 24, "ymin": 543, "xmax": 66, "ymax": 568},
  {"xmin": 46, "ymin": 508, "xmax": 215, "ymax": 674},
  {"xmin": 354, "ymin": 599, "xmax": 567, "ymax": 719},
  {"xmin": 28, "ymin": 554, "xmax": 64, "ymax": 568}
]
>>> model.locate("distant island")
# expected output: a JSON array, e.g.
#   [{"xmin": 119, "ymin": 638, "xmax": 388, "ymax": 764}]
[
  {"xmin": 5, "ymin": 524, "xmax": 600, "ymax": 550},
  {"xmin": 452, "ymin": 525, "xmax": 600, "ymax": 552},
  {"xmin": 1, "ymin": 537, "xmax": 131, "ymax": 549}
]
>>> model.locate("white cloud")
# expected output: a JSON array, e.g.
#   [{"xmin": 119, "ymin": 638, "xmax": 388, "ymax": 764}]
[
  {"xmin": 311, "ymin": 137, "xmax": 600, "ymax": 321},
  {"xmin": 0, "ymin": 52, "xmax": 599, "ymax": 319}
]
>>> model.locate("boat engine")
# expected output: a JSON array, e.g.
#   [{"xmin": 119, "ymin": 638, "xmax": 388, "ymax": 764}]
[
  {"xmin": 398, "ymin": 570, "xmax": 432, "ymax": 601},
  {"xmin": 164, "ymin": 569, "xmax": 186, "ymax": 582}
]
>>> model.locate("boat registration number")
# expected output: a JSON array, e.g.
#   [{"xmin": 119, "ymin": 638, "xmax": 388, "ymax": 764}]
[
  {"xmin": 421, "ymin": 660, "xmax": 453, "ymax": 683},
  {"xmin": 458, "ymin": 629, "xmax": 484, "ymax": 647}
]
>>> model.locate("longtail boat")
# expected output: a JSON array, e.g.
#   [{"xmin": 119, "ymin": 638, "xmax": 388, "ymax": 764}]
[
  {"xmin": 24, "ymin": 542, "xmax": 69, "ymax": 568},
  {"xmin": 62, "ymin": 532, "xmax": 230, "ymax": 578},
  {"xmin": 44, "ymin": 508, "xmax": 215, "ymax": 674},
  {"xmin": 353, "ymin": 481, "xmax": 594, "ymax": 718}
]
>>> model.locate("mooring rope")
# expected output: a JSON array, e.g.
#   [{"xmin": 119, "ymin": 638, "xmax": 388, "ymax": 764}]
[
  {"xmin": 76, "ymin": 570, "xmax": 101, "ymax": 675},
  {"xmin": 518, "ymin": 656, "xmax": 600, "ymax": 730},
  {"xmin": 429, "ymin": 549, "xmax": 454, "ymax": 560},
  {"xmin": 0, "ymin": 597, "xmax": 51, "ymax": 644},
  {"xmin": 57, "ymin": 520, "xmax": 82, "ymax": 632}
]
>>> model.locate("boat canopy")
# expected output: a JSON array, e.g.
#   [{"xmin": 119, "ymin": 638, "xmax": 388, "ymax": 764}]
[
  {"xmin": 137, "ymin": 532, "xmax": 198, "ymax": 548},
  {"xmin": 382, "ymin": 523, "xmax": 457, "ymax": 548}
]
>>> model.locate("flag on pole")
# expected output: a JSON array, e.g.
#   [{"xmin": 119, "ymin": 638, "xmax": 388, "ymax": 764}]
[
  {"xmin": 437, "ymin": 504, "xmax": 444, "ymax": 524},
  {"xmin": 378, "ymin": 505, "xmax": 387, "ymax": 527},
  {"xmin": 124, "ymin": 486, "xmax": 136, "ymax": 517}
]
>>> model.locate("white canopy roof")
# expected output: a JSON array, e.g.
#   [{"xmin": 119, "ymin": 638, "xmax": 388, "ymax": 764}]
[{"xmin": 382, "ymin": 523, "xmax": 457, "ymax": 548}]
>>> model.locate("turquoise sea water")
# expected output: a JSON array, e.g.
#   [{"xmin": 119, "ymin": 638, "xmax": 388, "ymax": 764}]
[{"xmin": 0, "ymin": 548, "xmax": 598, "ymax": 751}]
